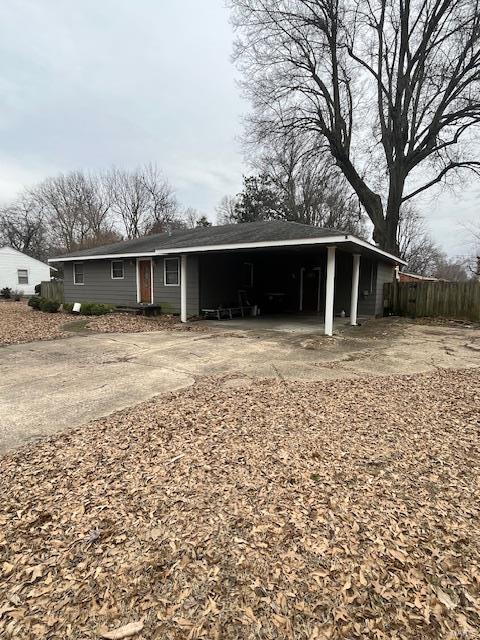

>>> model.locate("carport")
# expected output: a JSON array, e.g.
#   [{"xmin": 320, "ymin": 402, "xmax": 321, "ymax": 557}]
[{"xmin": 160, "ymin": 234, "xmax": 404, "ymax": 336}]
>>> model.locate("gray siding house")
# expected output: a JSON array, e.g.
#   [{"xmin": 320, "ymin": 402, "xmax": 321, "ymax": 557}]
[{"xmin": 49, "ymin": 221, "xmax": 405, "ymax": 335}]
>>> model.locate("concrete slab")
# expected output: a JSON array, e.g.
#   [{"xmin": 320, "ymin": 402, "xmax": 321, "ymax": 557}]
[{"xmin": 1, "ymin": 318, "xmax": 479, "ymax": 453}]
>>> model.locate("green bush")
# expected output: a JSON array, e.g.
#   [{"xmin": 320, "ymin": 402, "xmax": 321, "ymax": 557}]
[
  {"xmin": 81, "ymin": 303, "xmax": 113, "ymax": 316},
  {"xmin": 39, "ymin": 299, "xmax": 60, "ymax": 313},
  {"xmin": 62, "ymin": 302, "xmax": 113, "ymax": 315},
  {"xmin": 28, "ymin": 296, "xmax": 43, "ymax": 310},
  {"xmin": 1, "ymin": 287, "xmax": 12, "ymax": 299}
]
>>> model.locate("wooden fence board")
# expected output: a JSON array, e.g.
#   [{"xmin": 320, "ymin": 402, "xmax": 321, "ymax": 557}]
[
  {"xmin": 384, "ymin": 281, "xmax": 480, "ymax": 322},
  {"xmin": 40, "ymin": 280, "xmax": 64, "ymax": 303}
]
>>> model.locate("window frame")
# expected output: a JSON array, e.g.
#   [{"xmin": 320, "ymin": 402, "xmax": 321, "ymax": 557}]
[
  {"xmin": 164, "ymin": 257, "xmax": 180, "ymax": 287},
  {"xmin": 111, "ymin": 260, "xmax": 125, "ymax": 280},
  {"xmin": 73, "ymin": 262, "xmax": 84, "ymax": 285},
  {"xmin": 17, "ymin": 269, "xmax": 29, "ymax": 285}
]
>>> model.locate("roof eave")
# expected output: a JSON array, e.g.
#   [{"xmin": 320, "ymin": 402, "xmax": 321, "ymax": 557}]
[{"xmin": 48, "ymin": 235, "xmax": 406, "ymax": 265}]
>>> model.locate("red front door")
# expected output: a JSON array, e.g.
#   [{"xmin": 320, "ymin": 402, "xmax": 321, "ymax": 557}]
[{"xmin": 139, "ymin": 260, "xmax": 152, "ymax": 303}]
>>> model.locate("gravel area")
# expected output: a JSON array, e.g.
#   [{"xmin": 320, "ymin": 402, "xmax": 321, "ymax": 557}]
[
  {"xmin": 1, "ymin": 368, "xmax": 479, "ymax": 639},
  {"xmin": 0, "ymin": 301, "xmax": 68, "ymax": 345}
]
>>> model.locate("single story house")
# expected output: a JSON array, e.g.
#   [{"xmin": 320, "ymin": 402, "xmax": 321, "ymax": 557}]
[
  {"xmin": 49, "ymin": 220, "xmax": 406, "ymax": 335},
  {"xmin": 0, "ymin": 246, "xmax": 53, "ymax": 296}
]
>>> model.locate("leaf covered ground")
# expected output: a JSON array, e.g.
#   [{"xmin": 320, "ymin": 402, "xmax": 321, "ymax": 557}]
[
  {"xmin": 1, "ymin": 368, "xmax": 479, "ymax": 639},
  {"xmin": 0, "ymin": 301, "xmax": 68, "ymax": 345},
  {"xmin": 0, "ymin": 302, "xmax": 206, "ymax": 346}
]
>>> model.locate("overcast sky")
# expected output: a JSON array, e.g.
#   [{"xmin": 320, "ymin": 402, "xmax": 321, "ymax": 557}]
[{"xmin": 0, "ymin": 0, "xmax": 477, "ymax": 257}]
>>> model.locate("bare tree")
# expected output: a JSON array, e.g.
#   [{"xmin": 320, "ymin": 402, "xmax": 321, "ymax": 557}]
[
  {"xmin": 249, "ymin": 131, "xmax": 367, "ymax": 235},
  {"xmin": 231, "ymin": 0, "xmax": 480, "ymax": 253},
  {"xmin": 216, "ymin": 196, "xmax": 239, "ymax": 224},
  {"xmin": 31, "ymin": 172, "xmax": 94, "ymax": 251},
  {"xmin": 107, "ymin": 164, "xmax": 178, "ymax": 238},
  {"xmin": 30, "ymin": 171, "xmax": 117, "ymax": 251},
  {"xmin": 0, "ymin": 193, "xmax": 49, "ymax": 260},
  {"xmin": 397, "ymin": 205, "xmax": 441, "ymax": 275},
  {"xmin": 140, "ymin": 163, "xmax": 178, "ymax": 233}
]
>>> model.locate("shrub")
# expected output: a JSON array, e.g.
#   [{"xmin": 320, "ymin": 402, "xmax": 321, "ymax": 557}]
[
  {"xmin": 34, "ymin": 283, "xmax": 41, "ymax": 295},
  {"xmin": 11, "ymin": 289, "xmax": 23, "ymax": 301},
  {"xmin": 28, "ymin": 296, "xmax": 43, "ymax": 310},
  {"xmin": 62, "ymin": 302, "xmax": 113, "ymax": 315},
  {"xmin": 80, "ymin": 302, "xmax": 113, "ymax": 316},
  {"xmin": 39, "ymin": 299, "xmax": 60, "ymax": 313},
  {"xmin": 1, "ymin": 287, "xmax": 12, "ymax": 299}
]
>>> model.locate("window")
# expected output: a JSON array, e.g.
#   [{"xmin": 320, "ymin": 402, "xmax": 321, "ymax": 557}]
[
  {"xmin": 73, "ymin": 263, "xmax": 84, "ymax": 285},
  {"xmin": 164, "ymin": 258, "xmax": 179, "ymax": 286},
  {"xmin": 17, "ymin": 269, "xmax": 28, "ymax": 285},
  {"xmin": 241, "ymin": 262, "xmax": 254, "ymax": 287},
  {"xmin": 111, "ymin": 260, "xmax": 124, "ymax": 279}
]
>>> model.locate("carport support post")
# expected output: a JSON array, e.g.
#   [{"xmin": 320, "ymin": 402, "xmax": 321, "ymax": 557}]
[
  {"xmin": 324, "ymin": 246, "xmax": 336, "ymax": 336},
  {"xmin": 180, "ymin": 254, "xmax": 187, "ymax": 323},
  {"xmin": 350, "ymin": 254, "xmax": 360, "ymax": 326}
]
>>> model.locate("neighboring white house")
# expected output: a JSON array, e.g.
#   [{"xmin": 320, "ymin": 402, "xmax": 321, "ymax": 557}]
[{"xmin": 0, "ymin": 246, "xmax": 52, "ymax": 296}]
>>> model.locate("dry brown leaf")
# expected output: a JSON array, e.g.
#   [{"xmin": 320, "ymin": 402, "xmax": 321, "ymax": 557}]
[{"xmin": 99, "ymin": 620, "xmax": 144, "ymax": 639}]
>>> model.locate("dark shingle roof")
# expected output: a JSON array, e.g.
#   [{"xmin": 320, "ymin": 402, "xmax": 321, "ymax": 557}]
[
  {"xmin": 50, "ymin": 221, "xmax": 343, "ymax": 259},
  {"xmin": 49, "ymin": 220, "xmax": 404, "ymax": 263}
]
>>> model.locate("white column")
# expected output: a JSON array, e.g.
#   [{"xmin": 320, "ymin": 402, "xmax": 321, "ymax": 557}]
[
  {"xmin": 180, "ymin": 254, "xmax": 187, "ymax": 323},
  {"xmin": 324, "ymin": 246, "xmax": 336, "ymax": 336},
  {"xmin": 350, "ymin": 254, "xmax": 360, "ymax": 326}
]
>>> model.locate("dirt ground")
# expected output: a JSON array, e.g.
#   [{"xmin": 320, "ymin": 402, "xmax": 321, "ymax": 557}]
[
  {"xmin": 1, "ymin": 368, "xmax": 479, "ymax": 639},
  {"xmin": 1, "ymin": 317, "xmax": 479, "ymax": 453}
]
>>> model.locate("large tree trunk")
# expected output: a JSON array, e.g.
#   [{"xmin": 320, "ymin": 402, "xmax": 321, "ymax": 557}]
[{"xmin": 333, "ymin": 148, "xmax": 388, "ymax": 248}]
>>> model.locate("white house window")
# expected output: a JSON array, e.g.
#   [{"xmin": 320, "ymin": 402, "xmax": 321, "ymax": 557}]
[
  {"xmin": 164, "ymin": 258, "xmax": 179, "ymax": 286},
  {"xmin": 242, "ymin": 262, "xmax": 254, "ymax": 287},
  {"xmin": 73, "ymin": 263, "xmax": 84, "ymax": 285},
  {"xmin": 111, "ymin": 260, "xmax": 124, "ymax": 279},
  {"xmin": 17, "ymin": 269, "xmax": 28, "ymax": 285}
]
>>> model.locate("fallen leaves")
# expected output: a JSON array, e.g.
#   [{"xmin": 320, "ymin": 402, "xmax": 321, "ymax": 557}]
[
  {"xmin": 0, "ymin": 368, "xmax": 479, "ymax": 639},
  {"xmin": 99, "ymin": 620, "xmax": 144, "ymax": 639},
  {"xmin": 85, "ymin": 313, "xmax": 208, "ymax": 335},
  {"xmin": 0, "ymin": 301, "xmax": 67, "ymax": 345}
]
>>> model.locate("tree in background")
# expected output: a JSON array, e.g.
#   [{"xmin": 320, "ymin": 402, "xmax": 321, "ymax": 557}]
[
  {"xmin": 241, "ymin": 131, "xmax": 367, "ymax": 235},
  {"xmin": 233, "ymin": 174, "xmax": 283, "ymax": 222},
  {"xmin": 0, "ymin": 193, "xmax": 49, "ymax": 261},
  {"xmin": 183, "ymin": 207, "xmax": 212, "ymax": 229},
  {"xmin": 215, "ymin": 195, "xmax": 239, "ymax": 225},
  {"xmin": 231, "ymin": 0, "xmax": 480, "ymax": 253},
  {"xmin": 397, "ymin": 205, "xmax": 441, "ymax": 275},
  {"xmin": 106, "ymin": 164, "xmax": 178, "ymax": 238},
  {"xmin": 0, "ymin": 164, "xmax": 189, "ymax": 258}
]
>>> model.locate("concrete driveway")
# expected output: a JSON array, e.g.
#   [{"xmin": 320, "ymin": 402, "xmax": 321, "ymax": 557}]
[{"xmin": 1, "ymin": 318, "xmax": 479, "ymax": 453}]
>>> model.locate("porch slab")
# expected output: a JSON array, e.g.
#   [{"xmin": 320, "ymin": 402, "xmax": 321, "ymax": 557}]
[{"xmin": 202, "ymin": 313, "xmax": 367, "ymax": 334}]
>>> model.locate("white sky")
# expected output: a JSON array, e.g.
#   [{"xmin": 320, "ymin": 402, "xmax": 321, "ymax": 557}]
[{"xmin": 0, "ymin": 0, "xmax": 477, "ymax": 256}]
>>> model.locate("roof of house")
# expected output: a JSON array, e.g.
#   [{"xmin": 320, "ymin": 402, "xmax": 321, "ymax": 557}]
[
  {"xmin": 0, "ymin": 245, "xmax": 56, "ymax": 270},
  {"xmin": 48, "ymin": 220, "xmax": 406, "ymax": 265}
]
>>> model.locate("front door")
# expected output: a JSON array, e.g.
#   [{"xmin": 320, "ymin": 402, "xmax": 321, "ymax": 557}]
[{"xmin": 138, "ymin": 260, "xmax": 152, "ymax": 303}]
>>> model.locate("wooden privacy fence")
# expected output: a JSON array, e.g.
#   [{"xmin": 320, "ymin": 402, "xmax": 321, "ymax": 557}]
[
  {"xmin": 384, "ymin": 280, "xmax": 480, "ymax": 322},
  {"xmin": 40, "ymin": 280, "xmax": 64, "ymax": 303}
]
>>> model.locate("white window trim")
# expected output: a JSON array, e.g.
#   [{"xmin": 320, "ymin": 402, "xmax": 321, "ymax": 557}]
[
  {"xmin": 136, "ymin": 258, "xmax": 154, "ymax": 303},
  {"xmin": 17, "ymin": 268, "xmax": 29, "ymax": 285},
  {"xmin": 73, "ymin": 262, "xmax": 84, "ymax": 285},
  {"xmin": 111, "ymin": 260, "xmax": 124, "ymax": 280},
  {"xmin": 164, "ymin": 257, "xmax": 180, "ymax": 287}
]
